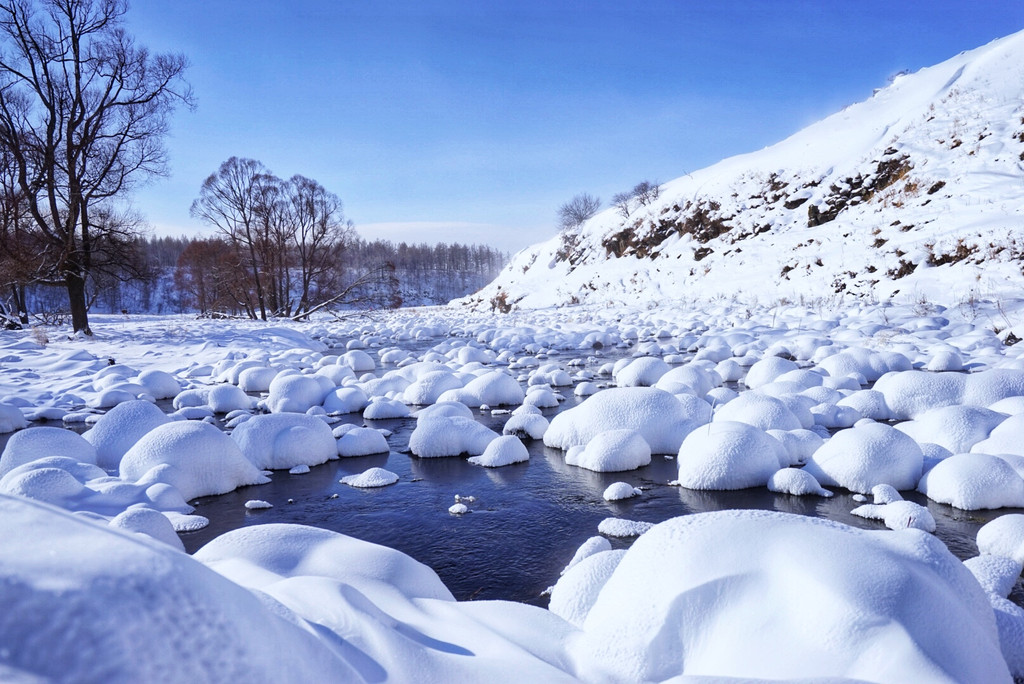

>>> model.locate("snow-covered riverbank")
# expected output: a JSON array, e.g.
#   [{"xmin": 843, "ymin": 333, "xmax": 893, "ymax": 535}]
[{"xmin": 3, "ymin": 300, "xmax": 1024, "ymax": 680}]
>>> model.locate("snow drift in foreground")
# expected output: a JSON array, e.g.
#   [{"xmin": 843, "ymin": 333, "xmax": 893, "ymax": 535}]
[{"xmin": 1, "ymin": 495, "xmax": 1015, "ymax": 683}]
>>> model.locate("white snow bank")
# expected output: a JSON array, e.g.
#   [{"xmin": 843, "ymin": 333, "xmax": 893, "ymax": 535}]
[
  {"xmin": 676, "ymin": 421, "xmax": 787, "ymax": 490},
  {"xmin": 0, "ymin": 426, "xmax": 98, "ymax": 478},
  {"xmin": 978, "ymin": 514, "xmax": 1024, "ymax": 564},
  {"xmin": 545, "ymin": 387, "xmax": 704, "ymax": 454},
  {"xmin": 82, "ymin": 400, "xmax": 169, "ymax": 469},
  {"xmin": 712, "ymin": 391, "xmax": 804, "ymax": 431},
  {"xmin": 437, "ymin": 370, "xmax": 525, "ymax": 408},
  {"xmin": 614, "ymin": 356, "xmax": 670, "ymax": 387},
  {"xmin": 918, "ymin": 453, "xmax": 1024, "ymax": 510},
  {"xmin": 851, "ymin": 499, "xmax": 937, "ymax": 532},
  {"xmin": 408, "ymin": 415, "xmax": 499, "ymax": 458},
  {"xmin": 548, "ymin": 549, "xmax": 626, "ymax": 628},
  {"xmin": 337, "ymin": 427, "xmax": 390, "ymax": 457},
  {"xmin": 804, "ymin": 422, "xmax": 924, "ymax": 494},
  {"xmin": 231, "ymin": 413, "xmax": 337, "ymax": 470},
  {"xmin": 120, "ymin": 421, "xmax": 269, "ymax": 500},
  {"xmin": 468, "ymin": 435, "xmax": 529, "ymax": 467},
  {"xmin": 571, "ymin": 510, "xmax": 1009, "ymax": 682},
  {"xmin": 875, "ymin": 369, "xmax": 1024, "ymax": 420},
  {"xmin": 896, "ymin": 405, "xmax": 1007, "ymax": 454},
  {"xmin": 108, "ymin": 506, "xmax": 185, "ymax": 550},
  {"xmin": 0, "ymin": 402, "xmax": 28, "ymax": 433},
  {"xmin": 973, "ymin": 412, "xmax": 1024, "ymax": 457},
  {"xmin": 565, "ymin": 429, "xmax": 651, "ymax": 473},
  {"xmin": 768, "ymin": 467, "xmax": 833, "ymax": 497},
  {"xmin": 502, "ymin": 412, "xmax": 549, "ymax": 440},
  {"xmin": 322, "ymin": 385, "xmax": 369, "ymax": 414},
  {"xmin": 0, "ymin": 494, "xmax": 353, "ymax": 683},
  {"xmin": 265, "ymin": 373, "xmax": 329, "ymax": 414}
]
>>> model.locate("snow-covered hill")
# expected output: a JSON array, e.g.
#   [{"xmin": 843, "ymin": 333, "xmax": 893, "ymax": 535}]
[{"xmin": 462, "ymin": 30, "xmax": 1024, "ymax": 311}]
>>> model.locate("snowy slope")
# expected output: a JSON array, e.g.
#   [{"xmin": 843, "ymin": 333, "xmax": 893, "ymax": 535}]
[{"xmin": 462, "ymin": 30, "xmax": 1024, "ymax": 310}]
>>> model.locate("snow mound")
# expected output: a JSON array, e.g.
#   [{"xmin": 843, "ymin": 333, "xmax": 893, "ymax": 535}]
[
  {"xmin": 545, "ymin": 387, "xmax": 704, "ymax": 454},
  {"xmin": 548, "ymin": 549, "xmax": 626, "ymax": 628},
  {"xmin": 340, "ymin": 467, "xmax": 399, "ymax": 488},
  {"xmin": 134, "ymin": 369, "xmax": 181, "ymax": 400},
  {"xmin": 918, "ymin": 453, "xmax": 1024, "ymax": 510},
  {"xmin": 565, "ymin": 429, "xmax": 651, "ymax": 473},
  {"xmin": 571, "ymin": 510, "xmax": 1008, "ymax": 682},
  {"xmin": 82, "ymin": 400, "xmax": 170, "ymax": 469},
  {"xmin": 676, "ymin": 421, "xmax": 787, "ymax": 490},
  {"xmin": 768, "ymin": 467, "xmax": 833, "ymax": 497},
  {"xmin": 337, "ymin": 427, "xmax": 390, "ymax": 457},
  {"xmin": 468, "ymin": 435, "xmax": 529, "ymax": 467},
  {"xmin": 603, "ymin": 482, "xmax": 641, "ymax": 501},
  {"xmin": 207, "ymin": 383, "xmax": 253, "ymax": 413},
  {"xmin": 437, "ymin": 370, "xmax": 525, "ymax": 408},
  {"xmin": 196, "ymin": 522, "xmax": 455, "ymax": 602},
  {"xmin": 231, "ymin": 413, "xmax": 338, "ymax": 470},
  {"xmin": 560, "ymin": 535, "xmax": 612, "ymax": 576},
  {"xmin": 108, "ymin": 506, "xmax": 185, "ymax": 550},
  {"xmin": 713, "ymin": 391, "xmax": 804, "ymax": 431},
  {"xmin": 597, "ymin": 518, "xmax": 653, "ymax": 537},
  {"xmin": 266, "ymin": 373, "xmax": 328, "ymax": 413},
  {"xmin": 766, "ymin": 428, "xmax": 823, "ymax": 466},
  {"xmin": 322, "ymin": 386, "xmax": 369, "ymax": 414},
  {"xmin": 363, "ymin": 397, "xmax": 412, "ymax": 420},
  {"xmin": 896, "ymin": 405, "xmax": 1007, "ymax": 454},
  {"xmin": 614, "ymin": 357, "xmax": 670, "ymax": 387},
  {"xmin": 803, "ymin": 421, "xmax": 923, "ymax": 494},
  {"xmin": 0, "ymin": 494, "xmax": 353, "ymax": 683},
  {"xmin": 964, "ymin": 555, "xmax": 1024, "ymax": 599},
  {"xmin": 973, "ymin": 413, "xmax": 1024, "ymax": 457},
  {"xmin": 408, "ymin": 415, "xmax": 498, "ymax": 458},
  {"xmin": 502, "ymin": 412, "xmax": 549, "ymax": 439},
  {"xmin": 978, "ymin": 514, "xmax": 1024, "ymax": 564},
  {"xmin": 744, "ymin": 356, "xmax": 799, "ymax": 389},
  {"xmin": 402, "ymin": 370, "xmax": 463, "ymax": 405},
  {"xmin": 120, "ymin": 421, "xmax": 269, "ymax": 500},
  {"xmin": 0, "ymin": 426, "xmax": 98, "ymax": 478},
  {"xmin": 0, "ymin": 402, "xmax": 28, "ymax": 433},
  {"xmin": 851, "ymin": 499, "xmax": 937, "ymax": 532},
  {"xmin": 875, "ymin": 369, "xmax": 1024, "ymax": 420}
]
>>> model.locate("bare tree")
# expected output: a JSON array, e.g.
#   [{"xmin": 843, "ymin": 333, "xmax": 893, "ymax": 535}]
[
  {"xmin": 612, "ymin": 191, "xmax": 633, "ymax": 219},
  {"xmin": 0, "ymin": 0, "xmax": 192, "ymax": 333},
  {"xmin": 612, "ymin": 180, "xmax": 661, "ymax": 219},
  {"xmin": 287, "ymin": 174, "xmax": 354, "ymax": 318},
  {"xmin": 632, "ymin": 180, "xmax": 661, "ymax": 206},
  {"xmin": 557, "ymin": 192, "xmax": 601, "ymax": 233},
  {"xmin": 190, "ymin": 157, "xmax": 276, "ymax": 320}
]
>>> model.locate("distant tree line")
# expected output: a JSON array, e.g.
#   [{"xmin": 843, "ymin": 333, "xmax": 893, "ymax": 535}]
[{"xmin": 5, "ymin": 233, "xmax": 506, "ymax": 322}]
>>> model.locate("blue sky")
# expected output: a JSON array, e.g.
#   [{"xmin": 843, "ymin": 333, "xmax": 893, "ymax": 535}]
[{"xmin": 128, "ymin": 1, "xmax": 1024, "ymax": 253}]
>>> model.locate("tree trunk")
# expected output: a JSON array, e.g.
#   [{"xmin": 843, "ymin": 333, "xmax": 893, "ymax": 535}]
[
  {"xmin": 66, "ymin": 269, "xmax": 91, "ymax": 334},
  {"xmin": 11, "ymin": 284, "xmax": 28, "ymax": 325}
]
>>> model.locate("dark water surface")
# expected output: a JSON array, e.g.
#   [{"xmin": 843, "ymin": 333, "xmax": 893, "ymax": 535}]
[{"xmin": 176, "ymin": 377, "xmax": 1024, "ymax": 611}]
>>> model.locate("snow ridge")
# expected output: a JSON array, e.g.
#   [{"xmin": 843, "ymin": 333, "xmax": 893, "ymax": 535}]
[{"xmin": 463, "ymin": 30, "xmax": 1024, "ymax": 310}]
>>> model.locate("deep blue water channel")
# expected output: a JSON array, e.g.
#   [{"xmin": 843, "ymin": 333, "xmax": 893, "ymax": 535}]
[{"xmin": 174, "ymin": 338, "xmax": 1024, "ymax": 610}]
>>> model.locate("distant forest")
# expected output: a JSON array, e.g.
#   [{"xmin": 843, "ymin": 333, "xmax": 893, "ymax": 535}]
[{"xmin": 14, "ymin": 234, "xmax": 507, "ymax": 322}]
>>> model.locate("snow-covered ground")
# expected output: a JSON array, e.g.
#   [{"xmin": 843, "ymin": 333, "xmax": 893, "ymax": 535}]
[{"xmin": 3, "ymin": 299, "xmax": 1024, "ymax": 680}]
